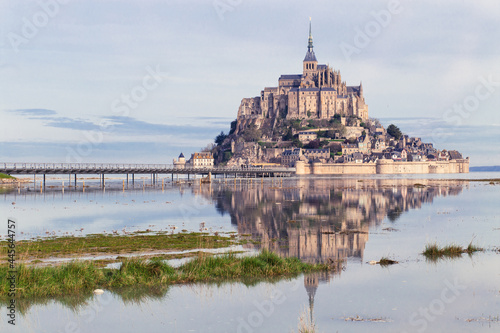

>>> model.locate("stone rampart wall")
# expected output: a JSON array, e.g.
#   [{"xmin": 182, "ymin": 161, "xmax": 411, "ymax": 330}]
[{"xmin": 295, "ymin": 159, "xmax": 469, "ymax": 175}]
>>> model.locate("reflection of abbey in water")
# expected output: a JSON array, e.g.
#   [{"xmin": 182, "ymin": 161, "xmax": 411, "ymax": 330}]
[
  {"xmin": 203, "ymin": 179, "xmax": 464, "ymax": 264},
  {"xmin": 194, "ymin": 178, "xmax": 464, "ymax": 321}
]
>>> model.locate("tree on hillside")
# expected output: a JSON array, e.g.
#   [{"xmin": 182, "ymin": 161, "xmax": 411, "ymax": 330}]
[
  {"xmin": 387, "ymin": 124, "xmax": 402, "ymax": 140},
  {"xmin": 291, "ymin": 119, "xmax": 302, "ymax": 130},
  {"xmin": 325, "ymin": 130, "xmax": 336, "ymax": 139},
  {"xmin": 201, "ymin": 143, "xmax": 216, "ymax": 152},
  {"xmin": 292, "ymin": 138, "xmax": 303, "ymax": 148},
  {"xmin": 369, "ymin": 118, "xmax": 381, "ymax": 127},
  {"xmin": 215, "ymin": 131, "xmax": 228, "ymax": 146},
  {"xmin": 282, "ymin": 128, "xmax": 293, "ymax": 141},
  {"xmin": 305, "ymin": 140, "xmax": 320, "ymax": 149}
]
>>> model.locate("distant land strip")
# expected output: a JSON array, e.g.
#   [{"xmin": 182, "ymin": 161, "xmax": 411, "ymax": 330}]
[{"xmin": 470, "ymin": 166, "xmax": 500, "ymax": 172}]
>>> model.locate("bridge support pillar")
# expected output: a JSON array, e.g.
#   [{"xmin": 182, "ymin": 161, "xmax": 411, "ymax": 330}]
[
  {"xmin": 132, "ymin": 174, "xmax": 135, "ymax": 185},
  {"xmin": 43, "ymin": 174, "xmax": 46, "ymax": 188},
  {"xmin": 74, "ymin": 174, "xmax": 77, "ymax": 188}
]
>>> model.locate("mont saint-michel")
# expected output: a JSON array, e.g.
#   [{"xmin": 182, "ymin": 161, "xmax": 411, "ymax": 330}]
[{"xmin": 195, "ymin": 22, "xmax": 469, "ymax": 175}]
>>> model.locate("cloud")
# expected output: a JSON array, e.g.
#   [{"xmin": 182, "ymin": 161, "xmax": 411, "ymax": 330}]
[
  {"xmin": 101, "ymin": 116, "xmax": 221, "ymax": 138},
  {"xmin": 46, "ymin": 117, "xmax": 103, "ymax": 131},
  {"xmin": 9, "ymin": 109, "xmax": 225, "ymax": 139},
  {"xmin": 9, "ymin": 109, "xmax": 58, "ymax": 116}
]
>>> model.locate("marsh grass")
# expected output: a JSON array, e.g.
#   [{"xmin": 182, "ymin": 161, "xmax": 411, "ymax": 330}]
[
  {"xmin": 465, "ymin": 242, "xmax": 482, "ymax": 254},
  {"xmin": 0, "ymin": 232, "xmax": 241, "ymax": 260},
  {"xmin": 422, "ymin": 242, "xmax": 483, "ymax": 260},
  {"xmin": 378, "ymin": 257, "xmax": 398, "ymax": 266},
  {"xmin": 0, "ymin": 250, "xmax": 332, "ymax": 299},
  {"xmin": 0, "ymin": 173, "xmax": 15, "ymax": 179},
  {"xmin": 295, "ymin": 307, "xmax": 316, "ymax": 333},
  {"xmin": 179, "ymin": 250, "xmax": 322, "ymax": 283}
]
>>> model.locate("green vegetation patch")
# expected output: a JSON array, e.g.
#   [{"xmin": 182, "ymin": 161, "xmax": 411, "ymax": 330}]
[
  {"xmin": 422, "ymin": 242, "xmax": 483, "ymax": 261},
  {"xmin": 0, "ymin": 173, "xmax": 15, "ymax": 179},
  {"xmin": 0, "ymin": 251, "xmax": 335, "ymax": 298},
  {"xmin": 0, "ymin": 232, "xmax": 241, "ymax": 260},
  {"xmin": 378, "ymin": 257, "xmax": 398, "ymax": 266}
]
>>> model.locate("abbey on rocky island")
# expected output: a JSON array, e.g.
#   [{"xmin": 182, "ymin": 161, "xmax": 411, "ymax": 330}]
[{"xmin": 236, "ymin": 21, "xmax": 368, "ymax": 134}]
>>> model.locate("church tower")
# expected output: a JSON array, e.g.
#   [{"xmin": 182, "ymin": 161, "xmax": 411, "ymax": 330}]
[{"xmin": 303, "ymin": 19, "xmax": 318, "ymax": 77}]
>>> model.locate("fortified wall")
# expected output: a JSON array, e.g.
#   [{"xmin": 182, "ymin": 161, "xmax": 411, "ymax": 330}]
[{"xmin": 295, "ymin": 159, "xmax": 470, "ymax": 175}]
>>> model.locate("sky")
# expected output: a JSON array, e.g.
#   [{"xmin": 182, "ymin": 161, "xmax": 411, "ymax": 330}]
[{"xmin": 1, "ymin": 0, "xmax": 499, "ymax": 166}]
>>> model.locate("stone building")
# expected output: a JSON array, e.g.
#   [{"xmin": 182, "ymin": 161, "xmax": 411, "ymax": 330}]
[
  {"xmin": 303, "ymin": 148, "xmax": 330, "ymax": 162},
  {"xmin": 281, "ymin": 148, "xmax": 303, "ymax": 167},
  {"xmin": 173, "ymin": 152, "xmax": 186, "ymax": 169},
  {"xmin": 187, "ymin": 152, "xmax": 214, "ymax": 168},
  {"xmin": 281, "ymin": 148, "xmax": 330, "ymax": 166},
  {"xmin": 298, "ymin": 131, "xmax": 318, "ymax": 143},
  {"xmin": 236, "ymin": 21, "xmax": 368, "ymax": 134}
]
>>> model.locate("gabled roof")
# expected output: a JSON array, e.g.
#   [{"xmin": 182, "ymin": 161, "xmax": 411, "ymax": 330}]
[
  {"xmin": 279, "ymin": 74, "xmax": 302, "ymax": 80},
  {"xmin": 283, "ymin": 148, "xmax": 302, "ymax": 156},
  {"xmin": 353, "ymin": 152, "xmax": 363, "ymax": 159},
  {"xmin": 448, "ymin": 150, "xmax": 463, "ymax": 160}
]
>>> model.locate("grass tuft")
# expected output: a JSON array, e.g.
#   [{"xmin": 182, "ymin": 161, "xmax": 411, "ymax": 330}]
[
  {"xmin": 296, "ymin": 307, "xmax": 316, "ymax": 333},
  {"xmin": 465, "ymin": 242, "xmax": 483, "ymax": 254},
  {"xmin": 422, "ymin": 242, "xmax": 483, "ymax": 260},
  {"xmin": 378, "ymin": 257, "xmax": 398, "ymax": 266}
]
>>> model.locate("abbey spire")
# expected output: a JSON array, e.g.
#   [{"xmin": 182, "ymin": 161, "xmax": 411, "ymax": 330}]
[
  {"xmin": 303, "ymin": 18, "xmax": 318, "ymax": 77},
  {"xmin": 304, "ymin": 18, "xmax": 317, "ymax": 63},
  {"xmin": 308, "ymin": 18, "xmax": 314, "ymax": 51}
]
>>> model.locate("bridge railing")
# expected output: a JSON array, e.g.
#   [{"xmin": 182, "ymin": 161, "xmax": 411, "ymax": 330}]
[
  {"xmin": 0, "ymin": 163, "xmax": 294, "ymax": 173},
  {"xmin": 1, "ymin": 163, "xmax": 177, "ymax": 171}
]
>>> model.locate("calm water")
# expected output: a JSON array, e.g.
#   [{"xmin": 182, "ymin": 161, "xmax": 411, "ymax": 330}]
[{"xmin": 1, "ymin": 174, "xmax": 499, "ymax": 332}]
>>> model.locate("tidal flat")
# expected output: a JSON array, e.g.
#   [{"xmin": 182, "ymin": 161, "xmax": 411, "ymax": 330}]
[{"xmin": 1, "ymin": 175, "xmax": 499, "ymax": 332}]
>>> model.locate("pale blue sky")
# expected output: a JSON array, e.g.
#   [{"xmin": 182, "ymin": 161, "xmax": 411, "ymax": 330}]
[{"xmin": 1, "ymin": 0, "xmax": 499, "ymax": 165}]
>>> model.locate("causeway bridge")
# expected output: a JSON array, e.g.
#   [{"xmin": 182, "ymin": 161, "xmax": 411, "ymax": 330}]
[{"xmin": 0, "ymin": 163, "xmax": 295, "ymax": 186}]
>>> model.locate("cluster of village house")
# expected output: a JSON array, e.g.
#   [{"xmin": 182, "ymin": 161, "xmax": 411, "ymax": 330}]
[
  {"xmin": 281, "ymin": 124, "xmax": 464, "ymax": 167},
  {"xmin": 173, "ymin": 152, "xmax": 214, "ymax": 169},
  {"xmin": 173, "ymin": 124, "xmax": 463, "ymax": 169}
]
